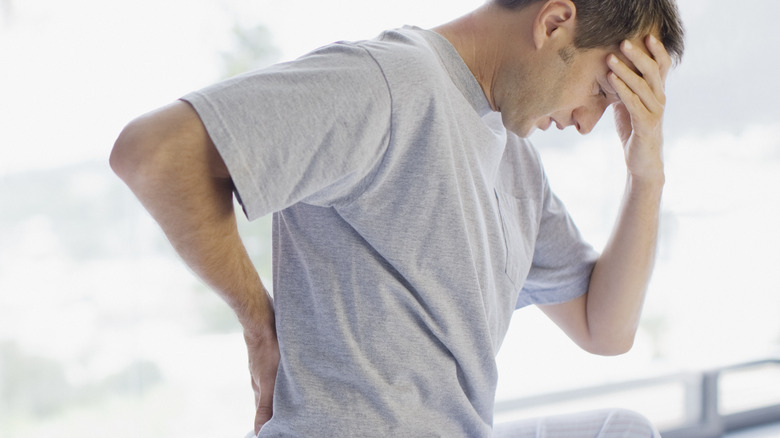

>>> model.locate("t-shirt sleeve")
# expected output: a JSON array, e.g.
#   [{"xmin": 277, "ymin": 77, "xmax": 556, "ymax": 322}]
[
  {"xmin": 516, "ymin": 166, "xmax": 599, "ymax": 309},
  {"xmin": 181, "ymin": 42, "xmax": 392, "ymax": 220}
]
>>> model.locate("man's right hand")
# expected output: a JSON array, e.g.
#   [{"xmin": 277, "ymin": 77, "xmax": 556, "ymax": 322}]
[{"xmin": 245, "ymin": 320, "xmax": 280, "ymax": 434}]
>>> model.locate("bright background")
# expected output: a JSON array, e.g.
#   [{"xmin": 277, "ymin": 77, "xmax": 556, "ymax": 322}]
[{"xmin": 2, "ymin": 0, "xmax": 779, "ymax": 436}]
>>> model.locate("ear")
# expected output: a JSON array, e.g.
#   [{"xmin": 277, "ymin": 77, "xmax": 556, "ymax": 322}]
[{"xmin": 532, "ymin": 0, "xmax": 577, "ymax": 50}]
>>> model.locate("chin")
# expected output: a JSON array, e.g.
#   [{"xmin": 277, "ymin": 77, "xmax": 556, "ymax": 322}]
[
  {"xmin": 500, "ymin": 114, "xmax": 534, "ymax": 139},
  {"xmin": 511, "ymin": 123, "xmax": 536, "ymax": 139}
]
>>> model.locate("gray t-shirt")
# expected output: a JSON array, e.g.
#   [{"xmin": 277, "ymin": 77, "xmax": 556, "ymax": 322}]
[{"xmin": 183, "ymin": 27, "xmax": 598, "ymax": 437}]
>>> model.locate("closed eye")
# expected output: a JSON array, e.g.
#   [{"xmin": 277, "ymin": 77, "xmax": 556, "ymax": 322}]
[{"xmin": 597, "ymin": 83, "xmax": 620, "ymax": 103}]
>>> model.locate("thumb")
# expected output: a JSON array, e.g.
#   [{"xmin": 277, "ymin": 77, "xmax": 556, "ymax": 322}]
[
  {"xmin": 252, "ymin": 374, "xmax": 275, "ymax": 434},
  {"xmin": 613, "ymin": 102, "xmax": 632, "ymax": 145},
  {"xmin": 254, "ymin": 403, "xmax": 273, "ymax": 434}
]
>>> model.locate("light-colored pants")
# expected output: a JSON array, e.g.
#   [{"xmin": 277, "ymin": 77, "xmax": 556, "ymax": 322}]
[
  {"xmin": 245, "ymin": 409, "xmax": 660, "ymax": 437},
  {"xmin": 493, "ymin": 409, "xmax": 661, "ymax": 438}
]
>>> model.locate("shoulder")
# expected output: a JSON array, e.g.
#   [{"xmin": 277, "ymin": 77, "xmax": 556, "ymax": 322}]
[
  {"xmin": 286, "ymin": 28, "xmax": 436, "ymax": 75},
  {"xmin": 361, "ymin": 27, "xmax": 441, "ymax": 60},
  {"xmin": 354, "ymin": 28, "xmax": 450, "ymax": 86}
]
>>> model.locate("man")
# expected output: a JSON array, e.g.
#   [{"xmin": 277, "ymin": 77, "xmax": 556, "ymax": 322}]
[{"xmin": 110, "ymin": 0, "xmax": 684, "ymax": 436}]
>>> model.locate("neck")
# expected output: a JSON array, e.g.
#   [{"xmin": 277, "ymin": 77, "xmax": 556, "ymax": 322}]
[{"xmin": 432, "ymin": 3, "xmax": 534, "ymax": 112}]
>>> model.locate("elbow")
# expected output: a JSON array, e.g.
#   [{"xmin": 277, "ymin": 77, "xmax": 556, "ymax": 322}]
[
  {"xmin": 110, "ymin": 119, "xmax": 148, "ymax": 184},
  {"xmin": 110, "ymin": 116, "xmax": 169, "ymax": 191},
  {"xmin": 583, "ymin": 332, "xmax": 636, "ymax": 357},
  {"xmin": 594, "ymin": 339, "xmax": 635, "ymax": 357}
]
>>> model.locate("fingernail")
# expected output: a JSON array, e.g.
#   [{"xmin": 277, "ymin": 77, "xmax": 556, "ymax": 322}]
[
  {"xmin": 649, "ymin": 34, "xmax": 658, "ymax": 44},
  {"xmin": 609, "ymin": 54, "xmax": 619, "ymax": 65},
  {"xmin": 623, "ymin": 40, "xmax": 633, "ymax": 50}
]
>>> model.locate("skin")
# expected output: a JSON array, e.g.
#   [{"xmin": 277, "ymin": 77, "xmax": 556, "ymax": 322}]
[
  {"xmin": 110, "ymin": 0, "xmax": 673, "ymax": 432},
  {"xmin": 110, "ymin": 104, "xmax": 278, "ymax": 432},
  {"xmin": 436, "ymin": 0, "xmax": 671, "ymax": 355}
]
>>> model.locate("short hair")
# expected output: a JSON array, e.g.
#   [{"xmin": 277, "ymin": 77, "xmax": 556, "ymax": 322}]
[{"xmin": 493, "ymin": 0, "xmax": 685, "ymax": 64}]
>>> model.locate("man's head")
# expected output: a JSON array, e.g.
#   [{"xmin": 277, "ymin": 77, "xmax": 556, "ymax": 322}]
[
  {"xmin": 472, "ymin": 0, "xmax": 685, "ymax": 137},
  {"xmin": 492, "ymin": 0, "xmax": 685, "ymax": 64}
]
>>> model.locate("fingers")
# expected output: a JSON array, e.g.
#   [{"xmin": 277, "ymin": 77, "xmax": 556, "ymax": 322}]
[
  {"xmin": 606, "ymin": 35, "xmax": 672, "ymax": 134},
  {"xmin": 608, "ymin": 58, "xmax": 660, "ymax": 128},
  {"xmin": 246, "ymin": 330, "xmax": 280, "ymax": 434},
  {"xmin": 646, "ymin": 35, "xmax": 673, "ymax": 82},
  {"xmin": 253, "ymin": 373, "xmax": 276, "ymax": 433},
  {"xmin": 255, "ymin": 404, "xmax": 273, "ymax": 434},
  {"xmin": 607, "ymin": 45, "xmax": 661, "ymax": 114}
]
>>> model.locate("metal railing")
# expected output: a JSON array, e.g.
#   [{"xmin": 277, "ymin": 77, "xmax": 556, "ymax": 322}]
[{"xmin": 493, "ymin": 358, "xmax": 780, "ymax": 438}]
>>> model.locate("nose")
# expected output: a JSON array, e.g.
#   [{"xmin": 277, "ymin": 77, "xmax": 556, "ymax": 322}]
[{"xmin": 573, "ymin": 100, "xmax": 611, "ymax": 135}]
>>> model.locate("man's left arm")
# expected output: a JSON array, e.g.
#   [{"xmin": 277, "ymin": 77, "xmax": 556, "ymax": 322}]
[{"xmin": 539, "ymin": 35, "xmax": 673, "ymax": 356}]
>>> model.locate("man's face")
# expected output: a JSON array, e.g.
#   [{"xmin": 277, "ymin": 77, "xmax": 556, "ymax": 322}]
[{"xmin": 495, "ymin": 38, "xmax": 644, "ymax": 138}]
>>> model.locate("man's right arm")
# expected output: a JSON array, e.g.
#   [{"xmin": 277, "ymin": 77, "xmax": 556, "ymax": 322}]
[{"xmin": 109, "ymin": 101, "xmax": 279, "ymax": 432}]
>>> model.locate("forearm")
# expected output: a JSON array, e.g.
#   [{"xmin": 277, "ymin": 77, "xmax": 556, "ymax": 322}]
[
  {"xmin": 586, "ymin": 172, "xmax": 663, "ymax": 352},
  {"xmin": 110, "ymin": 103, "xmax": 274, "ymax": 335},
  {"xmin": 112, "ymin": 102, "xmax": 280, "ymax": 431},
  {"xmin": 141, "ymin": 172, "xmax": 273, "ymax": 332}
]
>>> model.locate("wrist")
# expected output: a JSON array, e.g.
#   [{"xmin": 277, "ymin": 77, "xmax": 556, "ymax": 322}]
[
  {"xmin": 625, "ymin": 171, "xmax": 665, "ymax": 204},
  {"xmin": 242, "ymin": 316, "xmax": 277, "ymax": 347},
  {"xmin": 235, "ymin": 287, "xmax": 276, "ymax": 338},
  {"xmin": 243, "ymin": 322, "xmax": 277, "ymax": 348}
]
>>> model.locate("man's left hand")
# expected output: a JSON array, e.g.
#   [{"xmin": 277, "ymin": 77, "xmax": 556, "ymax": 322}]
[{"xmin": 608, "ymin": 34, "xmax": 673, "ymax": 183}]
